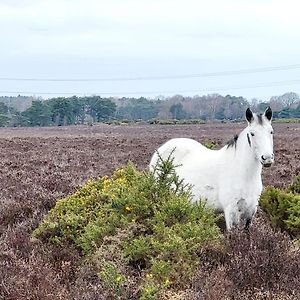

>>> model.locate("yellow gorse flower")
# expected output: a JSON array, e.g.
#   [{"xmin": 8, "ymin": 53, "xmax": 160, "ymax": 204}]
[{"xmin": 102, "ymin": 177, "xmax": 111, "ymax": 193}]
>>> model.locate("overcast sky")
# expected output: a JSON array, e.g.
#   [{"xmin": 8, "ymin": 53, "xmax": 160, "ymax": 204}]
[{"xmin": 1, "ymin": 0, "xmax": 300, "ymax": 100}]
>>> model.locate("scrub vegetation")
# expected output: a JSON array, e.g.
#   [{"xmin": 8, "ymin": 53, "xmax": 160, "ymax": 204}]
[
  {"xmin": 260, "ymin": 175, "xmax": 300, "ymax": 238},
  {"xmin": 33, "ymin": 158, "xmax": 220, "ymax": 299}
]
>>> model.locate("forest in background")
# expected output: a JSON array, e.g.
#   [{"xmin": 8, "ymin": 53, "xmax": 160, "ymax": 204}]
[{"xmin": 0, "ymin": 92, "xmax": 299, "ymax": 127}]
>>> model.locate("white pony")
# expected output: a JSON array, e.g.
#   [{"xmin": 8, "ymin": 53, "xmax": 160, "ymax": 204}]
[{"xmin": 150, "ymin": 107, "xmax": 274, "ymax": 230}]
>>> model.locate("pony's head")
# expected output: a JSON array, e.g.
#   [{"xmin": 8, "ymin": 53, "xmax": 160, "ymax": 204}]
[{"xmin": 246, "ymin": 107, "xmax": 274, "ymax": 167}]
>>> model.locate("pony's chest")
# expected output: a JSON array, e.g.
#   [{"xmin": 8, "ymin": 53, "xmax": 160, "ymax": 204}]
[{"xmin": 220, "ymin": 179, "xmax": 262, "ymax": 204}]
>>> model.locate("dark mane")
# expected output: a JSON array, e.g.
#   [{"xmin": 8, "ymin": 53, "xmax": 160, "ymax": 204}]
[
  {"xmin": 226, "ymin": 134, "xmax": 239, "ymax": 149},
  {"xmin": 257, "ymin": 114, "xmax": 263, "ymax": 125}
]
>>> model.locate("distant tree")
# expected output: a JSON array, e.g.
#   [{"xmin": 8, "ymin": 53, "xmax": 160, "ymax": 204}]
[
  {"xmin": 0, "ymin": 114, "xmax": 10, "ymax": 127},
  {"xmin": 269, "ymin": 96, "xmax": 284, "ymax": 112},
  {"xmin": 257, "ymin": 102, "xmax": 270, "ymax": 112},
  {"xmin": 130, "ymin": 98, "xmax": 159, "ymax": 120},
  {"xmin": 215, "ymin": 106, "xmax": 226, "ymax": 119},
  {"xmin": 70, "ymin": 96, "xmax": 86, "ymax": 124},
  {"xmin": 156, "ymin": 99, "xmax": 172, "ymax": 119},
  {"xmin": 273, "ymin": 103, "xmax": 300, "ymax": 118},
  {"xmin": 0, "ymin": 102, "xmax": 8, "ymax": 114},
  {"xmin": 269, "ymin": 92, "xmax": 300, "ymax": 112},
  {"xmin": 88, "ymin": 96, "xmax": 116, "ymax": 121},
  {"xmin": 116, "ymin": 97, "xmax": 159, "ymax": 120},
  {"xmin": 169, "ymin": 102, "xmax": 186, "ymax": 119},
  {"xmin": 223, "ymin": 95, "xmax": 249, "ymax": 119},
  {"xmin": 47, "ymin": 98, "xmax": 75, "ymax": 125},
  {"xmin": 22, "ymin": 100, "xmax": 52, "ymax": 126},
  {"xmin": 0, "ymin": 96, "xmax": 34, "ymax": 112},
  {"xmin": 278, "ymin": 92, "xmax": 299, "ymax": 108},
  {"xmin": 9, "ymin": 112, "xmax": 28, "ymax": 127}
]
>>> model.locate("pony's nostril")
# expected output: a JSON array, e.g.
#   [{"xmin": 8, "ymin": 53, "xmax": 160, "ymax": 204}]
[{"xmin": 261, "ymin": 155, "xmax": 266, "ymax": 161}]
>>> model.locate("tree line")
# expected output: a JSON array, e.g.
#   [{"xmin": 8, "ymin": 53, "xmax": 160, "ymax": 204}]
[
  {"xmin": 0, "ymin": 96, "xmax": 116, "ymax": 127},
  {"xmin": 0, "ymin": 92, "xmax": 299, "ymax": 127}
]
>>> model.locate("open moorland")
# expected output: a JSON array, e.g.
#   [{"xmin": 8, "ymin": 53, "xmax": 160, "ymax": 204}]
[{"xmin": 0, "ymin": 122, "xmax": 299, "ymax": 299}]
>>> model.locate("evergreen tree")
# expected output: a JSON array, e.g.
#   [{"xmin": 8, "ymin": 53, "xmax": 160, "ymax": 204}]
[
  {"xmin": 22, "ymin": 100, "xmax": 51, "ymax": 126},
  {"xmin": 87, "ymin": 96, "xmax": 116, "ymax": 121}
]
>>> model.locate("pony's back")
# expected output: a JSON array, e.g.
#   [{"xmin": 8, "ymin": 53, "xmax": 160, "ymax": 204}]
[
  {"xmin": 150, "ymin": 137, "xmax": 221, "ymax": 208},
  {"xmin": 150, "ymin": 137, "xmax": 213, "ymax": 171}
]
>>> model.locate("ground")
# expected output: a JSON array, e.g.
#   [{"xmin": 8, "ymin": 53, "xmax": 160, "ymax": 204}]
[{"xmin": 0, "ymin": 121, "xmax": 299, "ymax": 299}]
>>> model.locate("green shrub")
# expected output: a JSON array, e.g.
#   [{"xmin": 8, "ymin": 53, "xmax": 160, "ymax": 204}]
[
  {"xmin": 260, "ymin": 175, "xmax": 300, "ymax": 237},
  {"xmin": 99, "ymin": 260, "xmax": 127, "ymax": 297},
  {"xmin": 288, "ymin": 175, "xmax": 300, "ymax": 194},
  {"xmin": 148, "ymin": 119, "xmax": 206, "ymax": 125},
  {"xmin": 273, "ymin": 117, "xmax": 300, "ymax": 123},
  {"xmin": 139, "ymin": 279, "xmax": 161, "ymax": 300},
  {"xmin": 203, "ymin": 139, "xmax": 219, "ymax": 150},
  {"xmin": 33, "ymin": 156, "xmax": 220, "ymax": 299}
]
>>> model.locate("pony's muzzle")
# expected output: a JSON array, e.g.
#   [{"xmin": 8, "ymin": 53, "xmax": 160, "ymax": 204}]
[{"xmin": 261, "ymin": 154, "xmax": 274, "ymax": 167}]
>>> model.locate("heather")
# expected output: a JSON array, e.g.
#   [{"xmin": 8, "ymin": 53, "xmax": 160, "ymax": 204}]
[{"xmin": 0, "ymin": 122, "xmax": 299, "ymax": 299}]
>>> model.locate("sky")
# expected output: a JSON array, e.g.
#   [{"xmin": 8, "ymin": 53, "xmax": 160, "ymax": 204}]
[{"xmin": 1, "ymin": 0, "xmax": 300, "ymax": 101}]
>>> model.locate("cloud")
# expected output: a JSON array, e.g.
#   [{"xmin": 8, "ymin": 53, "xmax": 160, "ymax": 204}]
[
  {"xmin": 1, "ymin": 0, "xmax": 300, "ymax": 99},
  {"xmin": 1, "ymin": 0, "xmax": 300, "ymax": 59}
]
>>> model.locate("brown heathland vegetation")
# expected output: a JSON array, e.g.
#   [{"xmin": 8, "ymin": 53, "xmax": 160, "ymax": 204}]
[{"xmin": 0, "ymin": 122, "xmax": 299, "ymax": 299}]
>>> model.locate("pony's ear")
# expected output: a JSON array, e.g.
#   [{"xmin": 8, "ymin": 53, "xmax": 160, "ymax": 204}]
[
  {"xmin": 264, "ymin": 106, "xmax": 272, "ymax": 122},
  {"xmin": 246, "ymin": 108, "xmax": 254, "ymax": 123}
]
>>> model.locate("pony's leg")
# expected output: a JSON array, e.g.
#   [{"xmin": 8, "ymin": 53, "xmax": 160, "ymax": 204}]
[
  {"xmin": 241, "ymin": 204, "xmax": 257, "ymax": 230},
  {"xmin": 224, "ymin": 205, "xmax": 239, "ymax": 230}
]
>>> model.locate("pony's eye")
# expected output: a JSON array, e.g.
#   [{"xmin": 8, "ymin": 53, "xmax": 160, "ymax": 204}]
[
  {"xmin": 250, "ymin": 132, "xmax": 255, "ymax": 137},
  {"xmin": 270, "ymin": 131, "xmax": 273, "ymax": 135}
]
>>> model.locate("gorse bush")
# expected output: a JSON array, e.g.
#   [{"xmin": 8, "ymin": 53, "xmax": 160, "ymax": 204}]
[
  {"xmin": 289, "ymin": 175, "xmax": 300, "ymax": 194},
  {"xmin": 260, "ymin": 175, "xmax": 300, "ymax": 238},
  {"xmin": 148, "ymin": 119, "xmax": 206, "ymax": 125},
  {"xmin": 33, "ymin": 156, "xmax": 220, "ymax": 299},
  {"xmin": 203, "ymin": 139, "xmax": 219, "ymax": 150}
]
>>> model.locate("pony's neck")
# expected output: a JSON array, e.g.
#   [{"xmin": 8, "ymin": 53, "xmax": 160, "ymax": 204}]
[{"xmin": 227, "ymin": 128, "xmax": 262, "ymax": 180}]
